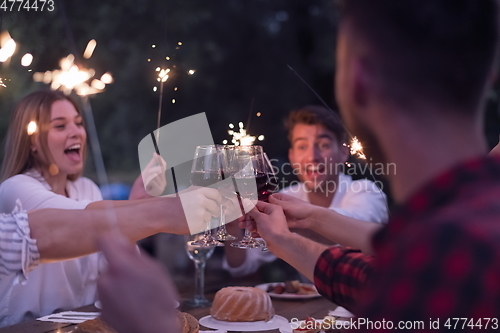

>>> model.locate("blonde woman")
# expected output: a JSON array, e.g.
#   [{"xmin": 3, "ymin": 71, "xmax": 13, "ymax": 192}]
[{"xmin": 0, "ymin": 90, "xmax": 221, "ymax": 327}]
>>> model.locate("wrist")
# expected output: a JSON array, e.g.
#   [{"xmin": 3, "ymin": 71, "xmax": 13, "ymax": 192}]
[
  {"xmin": 159, "ymin": 197, "xmax": 186, "ymax": 235},
  {"xmin": 307, "ymin": 206, "xmax": 324, "ymax": 232},
  {"xmin": 267, "ymin": 230, "xmax": 297, "ymax": 258}
]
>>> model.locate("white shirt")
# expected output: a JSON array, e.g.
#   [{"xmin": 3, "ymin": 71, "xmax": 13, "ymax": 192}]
[
  {"xmin": 0, "ymin": 170, "xmax": 103, "ymax": 327},
  {"xmin": 0, "ymin": 201, "xmax": 39, "ymax": 282},
  {"xmin": 222, "ymin": 174, "xmax": 388, "ymax": 277}
]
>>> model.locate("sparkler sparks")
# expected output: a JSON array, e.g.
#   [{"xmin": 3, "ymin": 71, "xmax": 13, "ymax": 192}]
[
  {"xmin": 152, "ymin": 41, "xmax": 197, "ymax": 137},
  {"xmin": 21, "ymin": 53, "xmax": 33, "ymax": 67},
  {"xmin": 157, "ymin": 68, "xmax": 170, "ymax": 83},
  {"xmin": 100, "ymin": 73, "xmax": 113, "ymax": 84},
  {"xmin": 0, "ymin": 35, "xmax": 16, "ymax": 62},
  {"xmin": 83, "ymin": 39, "xmax": 97, "ymax": 59},
  {"xmin": 0, "ymin": 78, "xmax": 6, "ymax": 87},
  {"xmin": 226, "ymin": 122, "xmax": 264, "ymax": 146},
  {"xmin": 348, "ymin": 137, "xmax": 366, "ymax": 160},
  {"xmin": 32, "ymin": 54, "xmax": 112, "ymax": 96}
]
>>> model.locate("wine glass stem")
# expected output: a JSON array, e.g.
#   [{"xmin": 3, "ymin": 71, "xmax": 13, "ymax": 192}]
[
  {"xmin": 243, "ymin": 228, "xmax": 252, "ymax": 241},
  {"xmin": 203, "ymin": 221, "xmax": 211, "ymax": 240},
  {"xmin": 194, "ymin": 261, "xmax": 207, "ymax": 301},
  {"xmin": 219, "ymin": 205, "xmax": 226, "ymax": 231}
]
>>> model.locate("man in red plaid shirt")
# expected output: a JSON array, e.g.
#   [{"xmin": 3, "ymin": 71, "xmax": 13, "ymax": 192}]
[{"xmin": 247, "ymin": 0, "xmax": 500, "ymax": 331}]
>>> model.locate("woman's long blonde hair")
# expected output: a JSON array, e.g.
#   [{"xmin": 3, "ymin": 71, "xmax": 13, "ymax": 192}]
[{"xmin": 0, "ymin": 90, "xmax": 86, "ymax": 182}]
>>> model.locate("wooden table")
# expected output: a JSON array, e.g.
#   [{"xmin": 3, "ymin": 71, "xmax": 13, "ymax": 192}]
[{"xmin": 0, "ymin": 294, "xmax": 335, "ymax": 333}]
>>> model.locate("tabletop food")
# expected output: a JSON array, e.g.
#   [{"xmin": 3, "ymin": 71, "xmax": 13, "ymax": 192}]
[
  {"xmin": 177, "ymin": 310, "xmax": 199, "ymax": 333},
  {"xmin": 72, "ymin": 317, "xmax": 117, "ymax": 333},
  {"xmin": 268, "ymin": 280, "xmax": 318, "ymax": 295},
  {"xmin": 210, "ymin": 286, "xmax": 275, "ymax": 322}
]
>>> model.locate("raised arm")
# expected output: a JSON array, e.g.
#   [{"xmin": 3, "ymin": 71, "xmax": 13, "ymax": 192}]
[
  {"xmin": 246, "ymin": 201, "xmax": 328, "ymax": 281},
  {"xmin": 247, "ymin": 201, "xmax": 375, "ymax": 311},
  {"xmin": 29, "ymin": 188, "xmax": 221, "ymax": 263},
  {"xmin": 268, "ymin": 193, "xmax": 381, "ymax": 254}
]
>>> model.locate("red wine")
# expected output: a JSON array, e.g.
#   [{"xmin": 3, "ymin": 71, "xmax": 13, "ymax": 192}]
[
  {"xmin": 258, "ymin": 174, "xmax": 278, "ymax": 202},
  {"xmin": 234, "ymin": 173, "xmax": 277, "ymax": 202},
  {"xmin": 190, "ymin": 171, "xmax": 222, "ymax": 187}
]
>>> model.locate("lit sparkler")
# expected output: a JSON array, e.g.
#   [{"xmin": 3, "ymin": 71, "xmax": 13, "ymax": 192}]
[
  {"xmin": 155, "ymin": 67, "xmax": 171, "ymax": 136},
  {"xmin": 348, "ymin": 137, "xmax": 366, "ymax": 160},
  {"xmin": 226, "ymin": 121, "xmax": 264, "ymax": 146},
  {"xmin": 0, "ymin": 78, "xmax": 6, "ymax": 87},
  {"xmin": 152, "ymin": 41, "xmax": 196, "ymax": 136},
  {"xmin": 32, "ymin": 54, "xmax": 112, "ymax": 96}
]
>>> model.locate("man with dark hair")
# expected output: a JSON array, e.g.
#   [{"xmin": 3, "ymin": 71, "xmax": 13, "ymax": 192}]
[
  {"xmin": 245, "ymin": 0, "xmax": 500, "ymax": 328},
  {"xmin": 224, "ymin": 105, "xmax": 387, "ymax": 277}
]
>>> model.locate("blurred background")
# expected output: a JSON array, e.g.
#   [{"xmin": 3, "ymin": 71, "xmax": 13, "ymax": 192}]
[{"xmin": 0, "ymin": 0, "xmax": 499, "ymax": 286}]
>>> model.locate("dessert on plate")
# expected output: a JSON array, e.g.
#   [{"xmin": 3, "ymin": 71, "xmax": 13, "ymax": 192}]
[{"xmin": 210, "ymin": 286, "xmax": 275, "ymax": 322}]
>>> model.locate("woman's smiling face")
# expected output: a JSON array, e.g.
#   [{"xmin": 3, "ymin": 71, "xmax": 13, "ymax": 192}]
[{"xmin": 33, "ymin": 99, "xmax": 87, "ymax": 176}]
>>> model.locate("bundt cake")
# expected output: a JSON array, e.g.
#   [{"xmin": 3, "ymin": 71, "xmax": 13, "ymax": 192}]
[{"xmin": 211, "ymin": 287, "xmax": 275, "ymax": 322}]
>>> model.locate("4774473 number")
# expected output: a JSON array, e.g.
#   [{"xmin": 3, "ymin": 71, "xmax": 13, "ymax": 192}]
[
  {"xmin": 0, "ymin": 0, "xmax": 54, "ymax": 11},
  {"xmin": 444, "ymin": 318, "xmax": 499, "ymax": 330}
]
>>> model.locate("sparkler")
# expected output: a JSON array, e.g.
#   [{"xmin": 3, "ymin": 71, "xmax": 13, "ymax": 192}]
[
  {"xmin": 349, "ymin": 137, "xmax": 366, "ymax": 160},
  {"xmin": 152, "ymin": 41, "xmax": 196, "ymax": 137},
  {"xmin": 32, "ymin": 54, "xmax": 112, "ymax": 96},
  {"xmin": 225, "ymin": 121, "xmax": 264, "ymax": 146},
  {"xmin": 155, "ymin": 67, "xmax": 170, "ymax": 139}
]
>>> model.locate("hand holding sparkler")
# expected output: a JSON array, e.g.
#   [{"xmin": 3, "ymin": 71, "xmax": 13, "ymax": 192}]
[{"xmin": 130, "ymin": 153, "xmax": 168, "ymax": 199}]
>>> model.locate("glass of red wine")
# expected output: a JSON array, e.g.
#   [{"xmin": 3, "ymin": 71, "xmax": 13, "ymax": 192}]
[
  {"xmin": 260, "ymin": 153, "xmax": 279, "ymax": 202},
  {"xmin": 214, "ymin": 145, "xmax": 238, "ymax": 241},
  {"xmin": 190, "ymin": 145, "xmax": 224, "ymax": 247},
  {"xmin": 230, "ymin": 145, "xmax": 271, "ymax": 249}
]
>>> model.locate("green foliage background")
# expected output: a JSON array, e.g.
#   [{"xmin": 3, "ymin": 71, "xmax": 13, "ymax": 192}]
[
  {"xmin": 0, "ymin": 0, "xmax": 498, "ymax": 184},
  {"xmin": 0, "ymin": 0, "xmax": 340, "ymax": 182}
]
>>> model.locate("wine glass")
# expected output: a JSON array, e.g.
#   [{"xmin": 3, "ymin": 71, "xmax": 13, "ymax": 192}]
[
  {"xmin": 260, "ymin": 153, "xmax": 279, "ymax": 202},
  {"xmin": 190, "ymin": 145, "xmax": 224, "ymax": 247},
  {"xmin": 214, "ymin": 145, "xmax": 237, "ymax": 241},
  {"xmin": 230, "ymin": 145, "xmax": 268, "ymax": 249},
  {"xmin": 259, "ymin": 153, "xmax": 279, "ymax": 252},
  {"xmin": 184, "ymin": 233, "xmax": 216, "ymax": 308}
]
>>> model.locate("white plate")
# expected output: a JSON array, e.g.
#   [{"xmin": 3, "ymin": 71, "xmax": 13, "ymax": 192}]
[
  {"xmin": 255, "ymin": 283, "xmax": 321, "ymax": 299},
  {"xmin": 199, "ymin": 315, "xmax": 288, "ymax": 331},
  {"xmin": 327, "ymin": 306, "xmax": 354, "ymax": 318},
  {"xmin": 94, "ymin": 299, "xmax": 180, "ymax": 309},
  {"xmin": 279, "ymin": 319, "xmax": 351, "ymax": 333}
]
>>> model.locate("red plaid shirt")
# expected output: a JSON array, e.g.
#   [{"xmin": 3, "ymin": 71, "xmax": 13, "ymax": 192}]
[{"xmin": 314, "ymin": 156, "xmax": 500, "ymax": 332}]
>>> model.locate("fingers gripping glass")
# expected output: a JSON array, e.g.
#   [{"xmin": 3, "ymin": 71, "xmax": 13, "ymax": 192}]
[
  {"xmin": 230, "ymin": 146, "xmax": 269, "ymax": 249},
  {"xmin": 190, "ymin": 145, "xmax": 224, "ymax": 247},
  {"xmin": 214, "ymin": 145, "xmax": 238, "ymax": 241}
]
